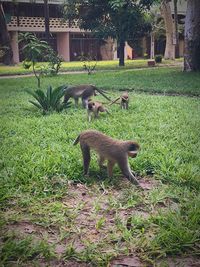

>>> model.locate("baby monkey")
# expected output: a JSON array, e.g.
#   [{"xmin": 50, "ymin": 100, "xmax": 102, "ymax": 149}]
[
  {"xmin": 73, "ymin": 130, "xmax": 140, "ymax": 186},
  {"xmin": 109, "ymin": 91, "xmax": 129, "ymax": 109},
  {"xmin": 87, "ymin": 100, "xmax": 109, "ymax": 122}
]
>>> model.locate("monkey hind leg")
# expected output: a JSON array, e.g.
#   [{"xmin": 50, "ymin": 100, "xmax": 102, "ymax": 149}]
[
  {"xmin": 107, "ymin": 160, "xmax": 115, "ymax": 177},
  {"xmin": 81, "ymin": 144, "xmax": 91, "ymax": 175},
  {"xmin": 98, "ymin": 156, "xmax": 106, "ymax": 169},
  {"xmin": 82, "ymin": 99, "xmax": 87, "ymax": 109},
  {"xmin": 74, "ymin": 98, "xmax": 79, "ymax": 107}
]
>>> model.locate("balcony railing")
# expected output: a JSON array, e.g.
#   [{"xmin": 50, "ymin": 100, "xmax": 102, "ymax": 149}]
[{"xmin": 7, "ymin": 16, "xmax": 82, "ymax": 32}]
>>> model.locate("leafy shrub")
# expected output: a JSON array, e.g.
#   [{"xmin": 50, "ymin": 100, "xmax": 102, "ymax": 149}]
[
  {"xmin": 26, "ymin": 85, "xmax": 70, "ymax": 114},
  {"xmin": 19, "ymin": 33, "xmax": 62, "ymax": 87},
  {"xmin": 45, "ymin": 47, "xmax": 63, "ymax": 75},
  {"xmin": 143, "ymin": 53, "xmax": 148, "ymax": 59},
  {"xmin": 79, "ymin": 54, "xmax": 97, "ymax": 75},
  {"xmin": 155, "ymin": 54, "xmax": 163, "ymax": 63},
  {"xmin": 22, "ymin": 60, "xmax": 32, "ymax": 69}
]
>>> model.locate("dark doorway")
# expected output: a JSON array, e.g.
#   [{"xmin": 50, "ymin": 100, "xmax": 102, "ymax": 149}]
[{"xmin": 70, "ymin": 33, "xmax": 101, "ymax": 61}]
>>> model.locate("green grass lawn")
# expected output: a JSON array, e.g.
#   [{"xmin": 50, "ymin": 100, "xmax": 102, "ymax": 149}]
[
  {"xmin": 0, "ymin": 68, "xmax": 200, "ymax": 266},
  {"xmin": 0, "ymin": 58, "xmax": 183, "ymax": 75}
]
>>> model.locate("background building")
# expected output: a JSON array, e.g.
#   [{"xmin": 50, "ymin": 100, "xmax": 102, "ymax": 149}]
[{"xmin": 2, "ymin": 0, "xmax": 187, "ymax": 63}]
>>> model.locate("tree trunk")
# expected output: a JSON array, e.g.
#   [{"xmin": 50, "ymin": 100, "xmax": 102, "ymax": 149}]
[
  {"xmin": 173, "ymin": 0, "xmax": 179, "ymax": 58},
  {"xmin": 184, "ymin": 0, "xmax": 200, "ymax": 72},
  {"xmin": 150, "ymin": 32, "xmax": 155, "ymax": 59},
  {"xmin": 160, "ymin": 0, "xmax": 175, "ymax": 60},
  {"xmin": 0, "ymin": 4, "xmax": 13, "ymax": 65},
  {"xmin": 118, "ymin": 40, "xmax": 125, "ymax": 66},
  {"xmin": 44, "ymin": 0, "xmax": 50, "ymax": 44}
]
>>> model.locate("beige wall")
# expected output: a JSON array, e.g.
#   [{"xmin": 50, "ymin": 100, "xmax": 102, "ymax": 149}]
[{"xmin": 57, "ymin": 32, "xmax": 70, "ymax": 61}]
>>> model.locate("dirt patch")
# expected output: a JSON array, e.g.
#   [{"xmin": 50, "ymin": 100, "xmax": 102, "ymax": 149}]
[
  {"xmin": 138, "ymin": 176, "xmax": 158, "ymax": 190},
  {"xmin": 2, "ymin": 178, "xmax": 184, "ymax": 266},
  {"xmin": 110, "ymin": 255, "xmax": 143, "ymax": 267},
  {"xmin": 156, "ymin": 256, "xmax": 200, "ymax": 267}
]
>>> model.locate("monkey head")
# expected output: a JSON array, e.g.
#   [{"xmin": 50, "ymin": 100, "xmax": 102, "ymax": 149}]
[
  {"xmin": 87, "ymin": 101, "xmax": 95, "ymax": 111},
  {"xmin": 127, "ymin": 142, "xmax": 140, "ymax": 158}
]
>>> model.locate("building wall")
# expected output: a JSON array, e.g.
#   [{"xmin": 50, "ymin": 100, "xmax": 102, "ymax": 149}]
[{"xmin": 57, "ymin": 32, "xmax": 70, "ymax": 61}]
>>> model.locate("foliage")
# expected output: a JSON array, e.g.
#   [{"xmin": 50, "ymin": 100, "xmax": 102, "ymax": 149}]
[
  {"xmin": 62, "ymin": 0, "xmax": 154, "ymax": 66},
  {"xmin": 19, "ymin": 33, "xmax": 62, "ymax": 87},
  {"xmin": 0, "ymin": 59, "xmax": 183, "ymax": 75},
  {"xmin": 0, "ymin": 234, "xmax": 55, "ymax": 265},
  {"xmin": 45, "ymin": 47, "xmax": 63, "ymax": 75},
  {"xmin": 155, "ymin": 54, "xmax": 162, "ymax": 63},
  {"xmin": 26, "ymin": 85, "xmax": 70, "ymax": 114},
  {"xmin": 22, "ymin": 60, "xmax": 32, "ymax": 69},
  {"xmin": 79, "ymin": 54, "xmax": 97, "ymax": 75}
]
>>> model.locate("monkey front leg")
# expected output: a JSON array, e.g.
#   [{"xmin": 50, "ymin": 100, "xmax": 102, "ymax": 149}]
[
  {"xmin": 118, "ymin": 160, "xmax": 140, "ymax": 186},
  {"xmin": 87, "ymin": 110, "xmax": 92, "ymax": 122},
  {"xmin": 94, "ymin": 108, "xmax": 99, "ymax": 118},
  {"xmin": 98, "ymin": 156, "xmax": 106, "ymax": 169}
]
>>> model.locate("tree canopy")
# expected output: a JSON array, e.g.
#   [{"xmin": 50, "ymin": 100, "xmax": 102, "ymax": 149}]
[{"xmin": 62, "ymin": 0, "xmax": 154, "ymax": 66}]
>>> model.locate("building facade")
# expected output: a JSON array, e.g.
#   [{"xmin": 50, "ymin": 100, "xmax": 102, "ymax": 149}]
[
  {"xmin": 3, "ymin": 0, "xmax": 134, "ymax": 63},
  {"xmin": 2, "ymin": 0, "xmax": 186, "ymax": 64}
]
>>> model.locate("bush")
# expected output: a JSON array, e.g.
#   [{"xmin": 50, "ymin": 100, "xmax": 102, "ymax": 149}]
[
  {"xmin": 26, "ymin": 85, "xmax": 71, "ymax": 114},
  {"xmin": 22, "ymin": 60, "xmax": 32, "ymax": 69},
  {"xmin": 155, "ymin": 55, "xmax": 163, "ymax": 63}
]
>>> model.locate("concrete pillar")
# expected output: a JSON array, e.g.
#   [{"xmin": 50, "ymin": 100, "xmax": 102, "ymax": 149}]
[
  {"xmin": 10, "ymin": 31, "xmax": 20, "ymax": 64},
  {"xmin": 57, "ymin": 32, "xmax": 70, "ymax": 61}
]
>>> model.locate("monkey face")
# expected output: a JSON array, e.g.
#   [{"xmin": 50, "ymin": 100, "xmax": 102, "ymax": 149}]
[
  {"xmin": 128, "ymin": 142, "xmax": 140, "ymax": 158},
  {"xmin": 87, "ymin": 101, "xmax": 95, "ymax": 111},
  {"xmin": 128, "ymin": 151, "xmax": 138, "ymax": 158}
]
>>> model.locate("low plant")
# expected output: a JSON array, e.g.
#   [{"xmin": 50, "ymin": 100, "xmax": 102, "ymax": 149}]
[
  {"xmin": 0, "ymin": 234, "xmax": 55, "ymax": 265},
  {"xmin": 26, "ymin": 85, "xmax": 70, "ymax": 114},
  {"xmin": 79, "ymin": 54, "xmax": 97, "ymax": 75},
  {"xmin": 46, "ymin": 47, "xmax": 63, "ymax": 75},
  {"xmin": 22, "ymin": 60, "xmax": 32, "ymax": 69},
  {"xmin": 155, "ymin": 54, "xmax": 163, "ymax": 63}
]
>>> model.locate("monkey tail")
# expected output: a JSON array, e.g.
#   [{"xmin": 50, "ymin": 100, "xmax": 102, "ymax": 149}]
[
  {"xmin": 95, "ymin": 88, "xmax": 111, "ymax": 101},
  {"xmin": 108, "ymin": 97, "xmax": 120, "ymax": 106},
  {"xmin": 73, "ymin": 135, "xmax": 80, "ymax": 145}
]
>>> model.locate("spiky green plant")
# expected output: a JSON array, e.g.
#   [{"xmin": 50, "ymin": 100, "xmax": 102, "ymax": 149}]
[{"xmin": 26, "ymin": 85, "xmax": 70, "ymax": 114}]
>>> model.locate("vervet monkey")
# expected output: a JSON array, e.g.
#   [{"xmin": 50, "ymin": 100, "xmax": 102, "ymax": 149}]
[
  {"xmin": 64, "ymin": 84, "xmax": 111, "ymax": 108},
  {"xmin": 109, "ymin": 92, "xmax": 129, "ymax": 109},
  {"xmin": 73, "ymin": 130, "xmax": 140, "ymax": 186},
  {"xmin": 87, "ymin": 100, "xmax": 109, "ymax": 122}
]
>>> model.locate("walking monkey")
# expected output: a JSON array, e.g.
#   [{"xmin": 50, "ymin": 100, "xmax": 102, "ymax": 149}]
[
  {"xmin": 64, "ymin": 84, "xmax": 111, "ymax": 108},
  {"xmin": 109, "ymin": 92, "xmax": 129, "ymax": 109},
  {"xmin": 87, "ymin": 100, "xmax": 109, "ymax": 122},
  {"xmin": 73, "ymin": 130, "xmax": 140, "ymax": 186}
]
